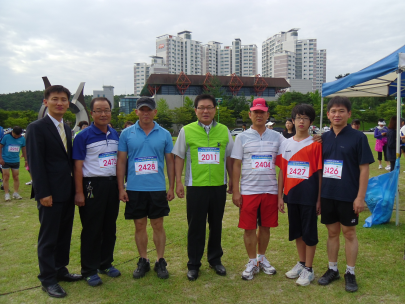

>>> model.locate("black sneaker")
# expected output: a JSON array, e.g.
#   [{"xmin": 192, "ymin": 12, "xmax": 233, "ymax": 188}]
[
  {"xmin": 344, "ymin": 272, "xmax": 358, "ymax": 292},
  {"xmin": 154, "ymin": 258, "xmax": 169, "ymax": 279},
  {"xmin": 318, "ymin": 268, "xmax": 340, "ymax": 285},
  {"xmin": 133, "ymin": 258, "xmax": 150, "ymax": 279}
]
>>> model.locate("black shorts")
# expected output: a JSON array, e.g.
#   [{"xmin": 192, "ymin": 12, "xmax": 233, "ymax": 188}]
[
  {"xmin": 401, "ymin": 146, "xmax": 405, "ymax": 153},
  {"xmin": 2, "ymin": 162, "xmax": 20, "ymax": 170},
  {"xmin": 287, "ymin": 204, "xmax": 318, "ymax": 246},
  {"xmin": 321, "ymin": 198, "xmax": 359, "ymax": 226},
  {"xmin": 125, "ymin": 190, "xmax": 170, "ymax": 220}
]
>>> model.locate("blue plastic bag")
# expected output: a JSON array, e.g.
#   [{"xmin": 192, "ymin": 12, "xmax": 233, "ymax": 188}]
[{"xmin": 364, "ymin": 158, "xmax": 399, "ymax": 227}]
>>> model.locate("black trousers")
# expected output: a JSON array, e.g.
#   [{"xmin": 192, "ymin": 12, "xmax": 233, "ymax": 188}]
[
  {"xmin": 79, "ymin": 177, "xmax": 120, "ymax": 277},
  {"xmin": 37, "ymin": 199, "xmax": 75, "ymax": 287},
  {"xmin": 186, "ymin": 185, "xmax": 227, "ymax": 270}
]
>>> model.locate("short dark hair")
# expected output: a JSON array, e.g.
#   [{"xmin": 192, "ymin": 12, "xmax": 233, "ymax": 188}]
[
  {"xmin": 291, "ymin": 104, "xmax": 316, "ymax": 123},
  {"xmin": 78, "ymin": 121, "xmax": 89, "ymax": 128},
  {"xmin": 12, "ymin": 126, "xmax": 23, "ymax": 135},
  {"xmin": 388, "ymin": 116, "xmax": 397, "ymax": 130},
  {"xmin": 194, "ymin": 94, "xmax": 216, "ymax": 108},
  {"xmin": 124, "ymin": 121, "xmax": 134, "ymax": 128},
  {"xmin": 351, "ymin": 119, "xmax": 360, "ymax": 125},
  {"xmin": 44, "ymin": 85, "xmax": 71, "ymax": 100},
  {"xmin": 90, "ymin": 97, "xmax": 112, "ymax": 111},
  {"xmin": 327, "ymin": 96, "xmax": 351, "ymax": 112}
]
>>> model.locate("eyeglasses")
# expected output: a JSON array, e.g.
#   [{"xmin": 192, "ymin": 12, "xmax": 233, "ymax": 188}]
[
  {"xmin": 197, "ymin": 106, "xmax": 215, "ymax": 111},
  {"xmin": 93, "ymin": 110, "xmax": 111, "ymax": 114},
  {"xmin": 295, "ymin": 116, "xmax": 310, "ymax": 121}
]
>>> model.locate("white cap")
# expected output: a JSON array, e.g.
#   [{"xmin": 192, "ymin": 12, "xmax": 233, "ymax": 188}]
[{"xmin": 265, "ymin": 121, "xmax": 274, "ymax": 126}]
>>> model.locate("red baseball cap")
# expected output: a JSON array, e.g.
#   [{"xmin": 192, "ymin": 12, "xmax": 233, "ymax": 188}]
[{"xmin": 250, "ymin": 98, "xmax": 268, "ymax": 112}]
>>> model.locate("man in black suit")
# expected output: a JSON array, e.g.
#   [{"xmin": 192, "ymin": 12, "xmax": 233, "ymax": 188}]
[{"xmin": 26, "ymin": 85, "xmax": 82, "ymax": 298}]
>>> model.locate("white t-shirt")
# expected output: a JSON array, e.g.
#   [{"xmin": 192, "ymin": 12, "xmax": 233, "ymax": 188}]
[{"xmin": 231, "ymin": 127, "xmax": 285, "ymax": 195}]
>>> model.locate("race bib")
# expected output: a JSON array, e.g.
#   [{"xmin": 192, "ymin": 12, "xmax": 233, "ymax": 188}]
[
  {"xmin": 135, "ymin": 156, "xmax": 158, "ymax": 175},
  {"xmin": 98, "ymin": 151, "xmax": 117, "ymax": 168},
  {"xmin": 251, "ymin": 154, "xmax": 272, "ymax": 171},
  {"xmin": 198, "ymin": 147, "xmax": 220, "ymax": 164},
  {"xmin": 8, "ymin": 145, "xmax": 20, "ymax": 153},
  {"xmin": 287, "ymin": 161, "xmax": 309, "ymax": 179},
  {"xmin": 323, "ymin": 159, "xmax": 343, "ymax": 179}
]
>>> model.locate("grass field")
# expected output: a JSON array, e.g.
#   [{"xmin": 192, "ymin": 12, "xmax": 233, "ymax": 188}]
[{"xmin": 0, "ymin": 134, "xmax": 404, "ymax": 303}]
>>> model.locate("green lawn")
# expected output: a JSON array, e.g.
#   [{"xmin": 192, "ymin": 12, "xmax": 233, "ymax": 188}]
[{"xmin": 0, "ymin": 134, "xmax": 404, "ymax": 303}]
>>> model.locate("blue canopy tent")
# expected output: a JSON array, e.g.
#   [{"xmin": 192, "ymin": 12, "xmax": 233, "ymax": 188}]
[{"xmin": 320, "ymin": 45, "xmax": 405, "ymax": 225}]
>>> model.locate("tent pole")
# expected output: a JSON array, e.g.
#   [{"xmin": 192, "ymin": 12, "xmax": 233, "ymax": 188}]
[
  {"xmin": 396, "ymin": 70, "xmax": 402, "ymax": 226},
  {"xmin": 320, "ymin": 97, "xmax": 324, "ymax": 134}
]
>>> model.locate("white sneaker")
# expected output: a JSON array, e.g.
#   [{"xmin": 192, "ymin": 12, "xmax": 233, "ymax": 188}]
[
  {"xmin": 385, "ymin": 165, "xmax": 391, "ymax": 171},
  {"xmin": 13, "ymin": 192, "xmax": 22, "ymax": 199},
  {"xmin": 241, "ymin": 260, "xmax": 259, "ymax": 280},
  {"xmin": 258, "ymin": 256, "xmax": 276, "ymax": 275},
  {"xmin": 5, "ymin": 193, "xmax": 11, "ymax": 201},
  {"xmin": 296, "ymin": 268, "xmax": 315, "ymax": 286},
  {"xmin": 285, "ymin": 262, "xmax": 305, "ymax": 279},
  {"xmin": 25, "ymin": 180, "xmax": 32, "ymax": 185},
  {"xmin": 378, "ymin": 165, "xmax": 382, "ymax": 169}
]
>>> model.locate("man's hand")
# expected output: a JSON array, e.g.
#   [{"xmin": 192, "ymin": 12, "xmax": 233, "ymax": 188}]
[
  {"xmin": 278, "ymin": 197, "xmax": 285, "ymax": 213},
  {"xmin": 353, "ymin": 197, "xmax": 366, "ymax": 215},
  {"xmin": 176, "ymin": 182, "xmax": 185, "ymax": 198},
  {"xmin": 316, "ymin": 199, "xmax": 321, "ymax": 215},
  {"xmin": 40, "ymin": 196, "xmax": 53, "ymax": 207},
  {"xmin": 75, "ymin": 192, "xmax": 85, "ymax": 207},
  {"xmin": 167, "ymin": 189, "xmax": 175, "ymax": 201},
  {"xmin": 227, "ymin": 179, "xmax": 233, "ymax": 194},
  {"xmin": 0, "ymin": 158, "xmax": 5, "ymax": 166},
  {"xmin": 232, "ymin": 192, "xmax": 242, "ymax": 207},
  {"xmin": 313, "ymin": 134, "xmax": 322, "ymax": 143},
  {"xmin": 119, "ymin": 189, "xmax": 129, "ymax": 202}
]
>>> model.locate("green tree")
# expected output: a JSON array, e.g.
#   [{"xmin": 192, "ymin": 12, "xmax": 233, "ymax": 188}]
[
  {"xmin": 125, "ymin": 110, "xmax": 139, "ymax": 124},
  {"xmin": 156, "ymin": 98, "xmax": 173, "ymax": 130},
  {"xmin": 277, "ymin": 92, "xmax": 312, "ymax": 106},
  {"xmin": 170, "ymin": 107, "xmax": 193, "ymax": 126},
  {"xmin": 274, "ymin": 103, "xmax": 297, "ymax": 122},
  {"xmin": 216, "ymin": 106, "xmax": 235, "ymax": 127},
  {"xmin": 240, "ymin": 110, "xmax": 250, "ymax": 123},
  {"xmin": 4, "ymin": 117, "xmax": 29, "ymax": 128},
  {"xmin": 222, "ymin": 95, "xmax": 250, "ymax": 119},
  {"xmin": 202, "ymin": 75, "xmax": 227, "ymax": 100},
  {"xmin": 377, "ymin": 100, "xmax": 402, "ymax": 121}
]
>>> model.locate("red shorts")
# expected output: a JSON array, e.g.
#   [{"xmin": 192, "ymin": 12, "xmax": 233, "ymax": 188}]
[{"xmin": 239, "ymin": 193, "xmax": 278, "ymax": 230}]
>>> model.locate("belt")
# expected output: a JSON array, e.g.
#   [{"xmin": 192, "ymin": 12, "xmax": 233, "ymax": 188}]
[{"xmin": 83, "ymin": 176, "xmax": 117, "ymax": 181}]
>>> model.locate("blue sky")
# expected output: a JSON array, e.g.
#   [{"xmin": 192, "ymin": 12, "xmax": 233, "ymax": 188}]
[{"xmin": 0, "ymin": 0, "xmax": 404, "ymax": 95}]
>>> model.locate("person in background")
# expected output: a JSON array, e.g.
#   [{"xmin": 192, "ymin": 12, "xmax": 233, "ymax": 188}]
[
  {"xmin": 374, "ymin": 119, "xmax": 389, "ymax": 170},
  {"xmin": 282, "ymin": 118, "xmax": 296, "ymax": 139},
  {"xmin": 74, "ymin": 121, "xmax": 89, "ymax": 138},
  {"xmin": 0, "ymin": 126, "xmax": 27, "ymax": 201},
  {"xmin": 351, "ymin": 119, "xmax": 360, "ymax": 130},
  {"xmin": 0, "ymin": 125, "xmax": 4, "ymax": 189},
  {"xmin": 123, "ymin": 121, "xmax": 134, "ymax": 129},
  {"xmin": 399, "ymin": 118, "xmax": 405, "ymax": 157},
  {"xmin": 265, "ymin": 121, "xmax": 274, "ymax": 129},
  {"xmin": 242, "ymin": 123, "xmax": 247, "ymax": 132},
  {"xmin": 386, "ymin": 116, "xmax": 398, "ymax": 172}
]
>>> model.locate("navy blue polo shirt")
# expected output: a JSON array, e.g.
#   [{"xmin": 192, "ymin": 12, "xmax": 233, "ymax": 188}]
[
  {"xmin": 321, "ymin": 125, "xmax": 374, "ymax": 203},
  {"xmin": 72, "ymin": 123, "xmax": 119, "ymax": 177}
]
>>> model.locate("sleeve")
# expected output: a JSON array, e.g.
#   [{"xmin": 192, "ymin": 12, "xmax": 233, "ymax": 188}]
[
  {"xmin": 0, "ymin": 134, "xmax": 6, "ymax": 146},
  {"xmin": 72, "ymin": 132, "xmax": 87, "ymax": 160},
  {"xmin": 26, "ymin": 122, "xmax": 51, "ymax": 199},
  {"xmin": 316, "ymin": 142, "xmax": 323, "ymax": 170},
  {"xmin": 171, "ymin": 128, "xmax": 186, "ymax": 158},
  {"xmin": 275, "ymin": 141, "xmax": 284, "ymax": 168},
  {"xmin": 164, "ymin": 131, "xmax": 174, "ymax": 154},
  {"xmin": 225, "ymin": 129, "xmax": 234, "ymax": 157},
  {"xmin": 21, "ymin": 137, "xmax": 26, "ymax": 147},
  {"xmin": 230, "ymin": 134, "xmax": 243, "ymax": 160},
  {"xmin": 374, "ymin": 128, "xmax": 382, "ymax": 139},
  {"xmin": 118, "ymin": 130, "xmax": 128, "ymax": 152},
  {"xmin": 358, "ymin": 134, "xmax": 375, "ymax": 165}
]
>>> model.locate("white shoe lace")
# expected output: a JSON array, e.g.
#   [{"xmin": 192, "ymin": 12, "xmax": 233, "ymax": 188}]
[
  {"xmin": 245, "ymin": 261, "xmax": 257, "ymax": 272},
  {"xmin": 299, "ymin": 269, "xmax": 310, "ymax": 279}
]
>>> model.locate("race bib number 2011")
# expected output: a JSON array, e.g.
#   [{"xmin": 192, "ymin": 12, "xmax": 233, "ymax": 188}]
[
  {"xmin": 135, "ymin": 156, "xmax": 158, "ymax": 175},
  {"xmin": 98, "ymin": 151, "xmax": 117, "ymax": 168},
  {"xmin": 323, "ymin": 159, "xmax": 343, "ymax": 179},
  {"xmin": 198, "ymin": 147, "xmax": 220, "ymax": 164},
  {"xmin": 287, "ymin": 161, "xmax": 309, "ymax": 179}
]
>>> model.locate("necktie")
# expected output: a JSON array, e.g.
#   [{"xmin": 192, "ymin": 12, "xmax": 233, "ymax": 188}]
[{"xmin": 58, "ymin": 122, "xmax": 67, "ymax": 152}]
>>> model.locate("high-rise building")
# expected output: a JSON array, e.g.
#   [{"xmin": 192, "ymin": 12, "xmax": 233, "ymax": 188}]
[
  {"xmin": 202, "ymin": 41, "xmax": 221, "ymax": 75},
  {"xmin": 134, "ymin": 56, "xmax": 169, "ymax": 95},
  {"xmin": 262, "ymin": 28, "xmax": 326, "ymax": 92},
  {"xmin": 218, "ymin": 46, "xmax": 232, "ymax": 76}
]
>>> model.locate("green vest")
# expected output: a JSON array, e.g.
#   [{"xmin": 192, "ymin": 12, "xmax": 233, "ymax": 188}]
[{"xmin": 183, "ymin": 121, "xmax": 229, "ymax": 186}]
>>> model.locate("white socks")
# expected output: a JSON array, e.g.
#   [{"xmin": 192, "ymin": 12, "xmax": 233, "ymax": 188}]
[
  {"xmin": 249, "ymin": 258, "xmax": 257, "ymax": 265},
  {"xmin": 328, "ymin": 262, "xmax": 338, "ymax": 272},
  {"xmin": 346, "ymin": 265, "xmax": 355, "ymax": 275},
  {"xmin": 257, "ymin": 254, "xmax": 265, "ymax": 262}
]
